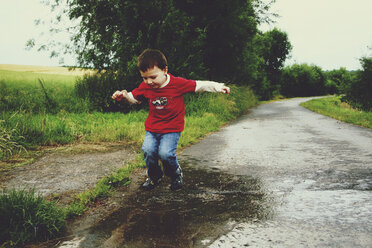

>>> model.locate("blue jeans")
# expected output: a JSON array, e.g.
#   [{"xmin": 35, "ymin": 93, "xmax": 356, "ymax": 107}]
[{"xmin": 142, "ymin": 131, "xmax": 182, "ymax": 181}]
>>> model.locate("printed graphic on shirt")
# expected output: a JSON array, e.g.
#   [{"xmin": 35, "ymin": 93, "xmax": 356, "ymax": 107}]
[{"xmin": 152, "ymin": 97, "xmax": 168, "ymax": 109}]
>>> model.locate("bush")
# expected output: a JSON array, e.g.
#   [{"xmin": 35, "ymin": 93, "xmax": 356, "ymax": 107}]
[
  {"xmin": 75, "ymin": 71, "xmax": 144, "ymax": 112},
  {"xmin": 0, "ymin": 189, "xmax": 66, "ymax": 246},
  {"xmin": 342, "ymin": 57, "xmax": 372, "ymax": 111},
  {"xmin": 324, "ymin": 68, "xmax": 354, "ymax": 95},
  {"xmin": 280, "ymin": 64, "xmax": 327, "ymax": 97}
]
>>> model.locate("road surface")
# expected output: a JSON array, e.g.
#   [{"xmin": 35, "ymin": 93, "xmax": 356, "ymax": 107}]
[{"xmin": 182, "ymin": 97, "xmax": 372, "ymax": 247}]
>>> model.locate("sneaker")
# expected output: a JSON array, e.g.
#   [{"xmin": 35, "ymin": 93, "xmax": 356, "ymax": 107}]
[
  {"xmin": 170, "ymin": 175, "xmax": 183, "ymax": 191},
  {"xmin": 142, "ymin": 177, "xmax": 161, "ymax": 190}
]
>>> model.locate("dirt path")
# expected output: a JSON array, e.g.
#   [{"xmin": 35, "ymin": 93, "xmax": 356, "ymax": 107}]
[{"xmin": 1, "ymin": 144, "xmax": 139, "ymax": 204}]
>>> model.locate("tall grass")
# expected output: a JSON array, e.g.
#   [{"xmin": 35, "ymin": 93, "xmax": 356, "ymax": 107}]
[
  {"xmin": 0, "ymin": 189, "xmax": 66, "ymax": 246},
  {"xmin": 0, "ymin": 119, "xmax": 26, "ymax": 160},
  {"xmin": 301, "ymin": 96, "xmax": 372, "ymax": 129},
  {"xmin": 0, "ymin": 111, "xmax": 147, "ymax": 148}
]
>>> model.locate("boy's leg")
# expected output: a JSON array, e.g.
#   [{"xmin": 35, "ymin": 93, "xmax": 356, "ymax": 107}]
[
  {"xmin": 158, "ymin": 132, "xmax": 181, "ymax": 177},
  {"xmin": 158, "ymin": 132, "xmax": 183, "ymax": 190},
  {"xmin": 142, "ymin": 131, "xmax": 163, "ymax": 182}
]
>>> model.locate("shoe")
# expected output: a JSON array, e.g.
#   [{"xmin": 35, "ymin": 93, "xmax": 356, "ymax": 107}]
[
  {"xmin": 170, "ymin": 175, "xmax": 183, "ymax": 191},
  {"xmin": 142, "ymin": 177, "xmax": 161, "ymax": 190}
]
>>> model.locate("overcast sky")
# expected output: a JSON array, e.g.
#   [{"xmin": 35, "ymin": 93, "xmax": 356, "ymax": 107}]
[
  {"xmin": 261, "ymin": 0, "xmax": 372, "ymax": 70},
  {"xmin": 1, "ymin": 0, "xmax": 372, "ymax": 70}
]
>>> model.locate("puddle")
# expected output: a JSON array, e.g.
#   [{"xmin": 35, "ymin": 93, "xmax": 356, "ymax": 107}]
[
  {"xmin": 65, "ymin": 161, "xmax": 271, "ymax": 248},
  {"xmin": 312, "ymin": 168, "xmax": 372, "ymax": 191}
]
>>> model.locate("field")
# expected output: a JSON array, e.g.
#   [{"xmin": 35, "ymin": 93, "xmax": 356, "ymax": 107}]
[
  {"xmin": 0, "ymin": 64, "xmax": 258, "ymax": 162},
  {"xmin": 0, "ymin": 64, "xmax": 95, "ymax": 76}
]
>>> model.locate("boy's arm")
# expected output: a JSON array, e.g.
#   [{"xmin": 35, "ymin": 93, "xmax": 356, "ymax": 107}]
[
  {"xmin": 195, "ymin": 80, "xmax": 230, "ymax": 94},
  {"xmin": 112, "ymin": 90, "xmax": 141, "ymax": 104}
]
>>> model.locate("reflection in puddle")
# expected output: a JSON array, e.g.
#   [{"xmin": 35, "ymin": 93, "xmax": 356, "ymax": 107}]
[{"xmin": 77, "ymin": 161, "xmax": 272, "ymax": 248}]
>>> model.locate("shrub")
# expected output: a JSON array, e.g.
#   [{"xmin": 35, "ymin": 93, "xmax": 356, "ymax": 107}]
[
  {"xmin": 342, "ymin": 57, "xmax": 372, "ymax": 111},
  {"xmin": 324, "ymin": 67, "xmax": 354, "ymax": 95},
  {"xmin": 75, "ymin": 71, "xmax": 144, "ymax": 112},
  {"xmin": 0, "ymin": 189, "xmax": 66, "ymax": 246},
  {"xmin": 280, "ymin": 64, "xmax": 326, "ymax": 97}
]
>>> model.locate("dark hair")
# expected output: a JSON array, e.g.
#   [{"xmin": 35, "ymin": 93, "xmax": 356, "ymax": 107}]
[{"xmin": 137, "ymin": 49, "xmax": 168, "ymax": 72}]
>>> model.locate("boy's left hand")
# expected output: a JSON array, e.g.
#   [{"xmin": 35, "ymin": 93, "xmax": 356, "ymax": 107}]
[
  {"xmin": 112, "ymin": 90, "xmax": 127, "ymax": 101},
  {"xmin": 221, "ymin": 86, "xmax": 230, "ymax": 94}
]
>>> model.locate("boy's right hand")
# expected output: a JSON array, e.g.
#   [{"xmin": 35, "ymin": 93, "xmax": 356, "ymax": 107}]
[{"xmin": 112, "ymin": 90, "xmax": 128, "ymax": 102}]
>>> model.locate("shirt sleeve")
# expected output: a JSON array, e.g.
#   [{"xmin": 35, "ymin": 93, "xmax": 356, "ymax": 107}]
[
  {"xmin": 131, "ymin": 82, "xmax": 147, "ymax": 103},
  {"xmin": 195, "ymin": 80, "xmax": 226, "ymax": 93},
  {"xmin": 173, "ymin": 76, "xmax": 197, "ymax": 95}
]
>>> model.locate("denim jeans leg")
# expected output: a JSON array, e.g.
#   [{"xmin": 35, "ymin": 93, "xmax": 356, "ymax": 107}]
[
  {"xmin": 158, "ymin": 132, "xmax": 182, "ymax": 178},
  {"xmin": 142, "ymin": 131, "xmax": 163, "ymax": 181}
]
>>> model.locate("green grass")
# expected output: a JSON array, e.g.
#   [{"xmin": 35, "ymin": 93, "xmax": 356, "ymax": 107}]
[
  {"xmin": 301, "ymin": 96, "xmax": 372, "ymax": 129},
  {"xmin": 0, "ymin": 70, "xmax": 90, "ymax": 114},
  {"xmin": 64, "ymin": 155, "xmax": 146, "ymax": 218},
  {"xmin": 0, "ymin": 189, "xmax": 66, "ymax": 246},
  {"xmin": 1, "ymin": 111, "xmax": 147, "ymax": 147}
]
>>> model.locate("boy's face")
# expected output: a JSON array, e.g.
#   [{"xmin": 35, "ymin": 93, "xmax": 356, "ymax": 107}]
[{"xmin": 140, "ymin": 66, "xmax": 168, "ymax": 89}]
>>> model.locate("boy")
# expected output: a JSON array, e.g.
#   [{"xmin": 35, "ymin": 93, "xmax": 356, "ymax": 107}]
[{"xmin": 112, "ymin": 49, "xmax": 230, "ymax": 191}]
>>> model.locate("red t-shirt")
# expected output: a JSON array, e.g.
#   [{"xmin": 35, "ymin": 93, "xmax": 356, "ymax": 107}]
[{"xmin": 132, "ymin": 74, "xmax": 196, "ymax": 133}]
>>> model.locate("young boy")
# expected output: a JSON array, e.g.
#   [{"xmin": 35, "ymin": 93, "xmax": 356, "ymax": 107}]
[{"xmin": 112, "ymin": 49, "xmax": 230, "ymax": 191}]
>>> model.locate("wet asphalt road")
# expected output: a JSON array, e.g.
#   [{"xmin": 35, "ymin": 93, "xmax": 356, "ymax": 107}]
[
  {"xmin": 181, "ymin": 97, "xmax": 372, "ymax": 247},
  {"xmin": 57, "ymin": 97, "xmax": 372, "ymax": 248}
]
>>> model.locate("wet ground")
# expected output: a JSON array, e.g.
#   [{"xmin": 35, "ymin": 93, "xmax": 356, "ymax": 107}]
[
  {"xmin": 59, "ymin": 164, "xmax": 270, "ymax": 248},
  {"xmin": 27, "ymin": 97, "xmax": 372, "ymax": 247},
  {"xmin": 182, "ymin": 97, "xmax": 372, "ymax": 247}
]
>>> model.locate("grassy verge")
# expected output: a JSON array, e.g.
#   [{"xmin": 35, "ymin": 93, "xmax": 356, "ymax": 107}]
[
  {"xmin": 300, "ymin": 96, "xmax": 372, "ymax": 129},
  {"xmin": 63, "ymin": 154, "xmax": 146, "ymax": 218},
  {"xmin": 0, "ymin": 189, "xmax": 66, "ymax": 246}
]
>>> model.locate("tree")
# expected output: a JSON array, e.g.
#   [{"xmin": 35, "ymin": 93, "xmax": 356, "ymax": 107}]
[
  {"xmin": 324, "ymin": 67, "xmax": 353, "ymax": 95},
  {"xmin": 28, "ymin": 0, "xmax": 282, "ymax": 109},
  {"xmin": 262, "ymin": 28, "xmax": 292, "ymax": 83},
  {"xmin": 342, "ymin": 57, "xmax": 372, "ymax": 111},
  {"xmin": 174, "ymin": 0, "xmax": 258, "ymax": 81},
  {"xmin": 280, "ymin": 64, "xmax": 326, "ymax": 97},
  {"xmin": 252, "ymin": 28, "xmax": 291, "ymax": 99},
  {"xmin": 30, "ymin": 0, "xmax": 277, "ymax": 79}
]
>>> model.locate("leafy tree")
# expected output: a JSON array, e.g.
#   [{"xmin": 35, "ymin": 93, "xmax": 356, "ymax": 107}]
[
  {"xmin": 342, "ymin": 57, "xmax": 372, "ymax": 111},
  {"xmin": 31, "ymin": 0, "xmax": 278, "ymax": 78},
  {"xmin": 29, "ymin": 0, "xmax": 285, "ymax": 109},
  {"xmin": 174, "ymin": 0, "xmax": 258, "ymax": 81},
  {"xmin": 253, "ymin": 28, "xmax": 292, "ymax": 99},
  {"xmin": 280, "ymin": 64, "xmax": 326, "ymax": 97},
  {"xmin": 324, "ymin": 67, "xmax": 353, "ymax": 95}
]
